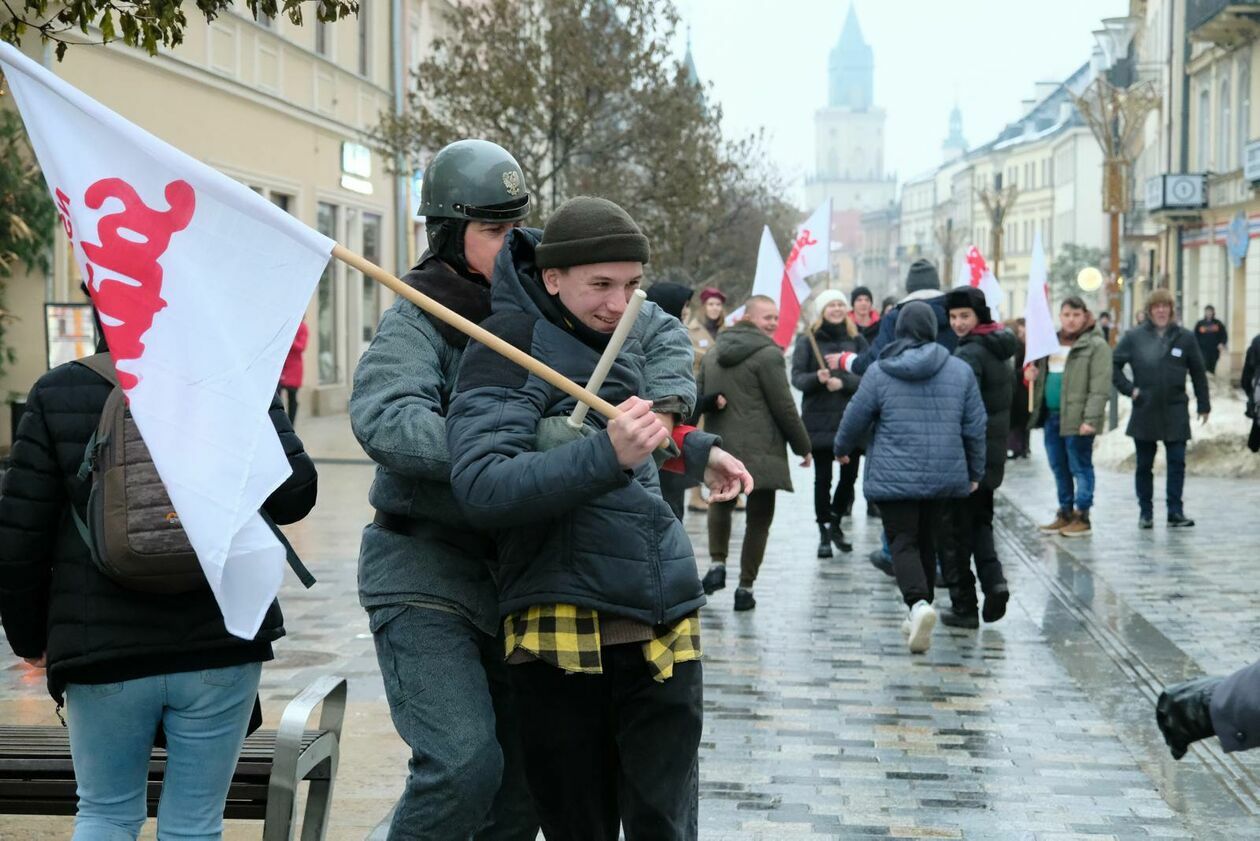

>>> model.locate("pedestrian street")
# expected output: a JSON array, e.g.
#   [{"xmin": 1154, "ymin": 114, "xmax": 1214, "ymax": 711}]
[{"xmin": 2, "ymin": 416, "xmax": 1257, "ymax": 840}]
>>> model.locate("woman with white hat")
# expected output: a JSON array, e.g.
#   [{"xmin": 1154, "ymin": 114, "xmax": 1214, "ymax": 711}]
[{"xmin": 790, "ymin": 290, "xmax": 868, "ymax": 558}]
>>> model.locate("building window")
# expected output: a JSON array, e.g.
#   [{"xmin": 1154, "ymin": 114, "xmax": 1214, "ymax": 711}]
[
  {"xmin": 1240, "ymin": 57, "xmax": 1252, "ymax": 168},
  {"xmin": 358, "ymin": 3, "xmax": 369, "ymax": 77},
  {"xmin": 361, "ymin": 212, "xmax": 382, "ymax": 344},
  {"xmin": 316, "ymin": 202, "xmax": 340, "ymax": 386},
  {"xmin": 316, "ymin": 18, "xmax": 328, "ymax": 56},
  {"xmin": 1198, "ymin": 85, "xmax": 1211, "ymax": 171},
  {"xmin": 270, "ymin": 192, "xmax": 292, "ymax": 214},
  {"xmin": 1219, "ymin": 71, "xmax": 1233, "ymax": 170}
]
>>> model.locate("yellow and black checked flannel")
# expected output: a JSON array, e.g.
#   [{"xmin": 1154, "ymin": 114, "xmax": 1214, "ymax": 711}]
[{"xmin": 503, "ymin": 604, "xmax": 701, "ymax": 683}]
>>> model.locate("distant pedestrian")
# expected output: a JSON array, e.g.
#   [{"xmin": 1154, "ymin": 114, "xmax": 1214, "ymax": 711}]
[
  {"xmin": 698, "ymin": 295, "xmax": 812, "ymax": 611},
  {"xmin": 1193, "ymin": 305, "xmax": 1228, "ymax": 374},
  {"xmin": 1007, "ymin": 318, "xmax": 1031, "ymax": 459},
  {"xmin": 1027, "ymin": 297, "xmax": 1112, "ymax": 538},
  {"xmin": 1097, "ymin": 311, "xmax": 1113, "ymax": 344},
  {"xmin": 940, "ymin": 287, "xmax": 1017, "ymax": 628},
  {"xmin": 833, "ymin": 301, "xmax": 987, "ymax": 654},
  {"xmin": 880, "ymin": 295, "xmax": 898, "ymax": 317},
  {"xmin": 1113, "ymin": 288, "xmax": 1211, "ymax": 529},
  {"xmin": 647, "ymin": 281, "xmax": 698, "ymax": 520},
  {"xmin": 1157, "ymin": 660, "xmax": 1260, "ymax": 760},
  {"xmin": 1242, "ymin": 331, "xmax": 1260, "ymax": 451},
  {"xmin": 279, "ymin": 320, "xmax": 308, "ymax": 423},
  {"xmin": 849, "ymin": 285, "xmax": 881, "ymax": 342},
  {"xmin": 791, "ymin": 290, "xmax": 867, "ymax": 559},
  {"xmin": 686, "ymin": 286, "xmax": 727, "ymax": 513}
]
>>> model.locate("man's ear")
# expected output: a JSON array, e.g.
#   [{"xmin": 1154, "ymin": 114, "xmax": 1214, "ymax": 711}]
[{"xmin": 542, "ymin": 267, "xmax": 563, "ymax": 295}]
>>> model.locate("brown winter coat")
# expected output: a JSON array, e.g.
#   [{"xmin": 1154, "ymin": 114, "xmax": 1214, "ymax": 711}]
[
  {"xmin": 687, "ymin": 315, "xmax": 724, "ymax": 376},
  {"xmin": 697, "ymin": 322, "xmax": 811, "ymax": 492}
]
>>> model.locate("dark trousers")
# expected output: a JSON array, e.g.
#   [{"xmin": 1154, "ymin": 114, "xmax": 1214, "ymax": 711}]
[
  {"xmin": 281, "ymin": 386, "xmax": 299, "ymax": 423},
  {"xmin": 369, "ymin": 605, "xmax": 538, "ymax": 841},
  {"xmin": 1204, "ymin": 350, "xmax": 1220, "ymax": 374},
  {"xmin": 659, "ymin": 470, "xmax": 688, "ymax": 522},
  {"xmin": 1007, "ymin": 426, "xmax": 1030, "ymax": 459},
  {"xmin": 509, "ymin": 649, "xmax": 702, "ymax": 841},
  {"xmin": 1134, "ymin": 439, "xmax": 1188, "ymax": 518},
  {"xmin": 942, "ymin": 488, "xmax": 1006, "ymax": 611},
  {"xmin": 880, "ymin": 499, "xmax": 942, "ymax": 607},
  {"xmin": 707, "ymin": 488, "xmax": 776, "ymax": 589},
  {"xmin": 811, "ymin": 448, "xmax": 860, "ymax": 525}
]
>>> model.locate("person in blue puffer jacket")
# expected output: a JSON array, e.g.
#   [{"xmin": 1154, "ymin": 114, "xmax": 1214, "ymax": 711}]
[{"xmin": 833, "ymin": 301, "xmax": 986, "ymax": 655}]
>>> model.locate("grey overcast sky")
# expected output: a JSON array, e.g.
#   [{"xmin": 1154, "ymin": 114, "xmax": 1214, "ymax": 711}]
[{"xmin": 676, "ymin": 0, "xmax": 1130, "ymax": 206}]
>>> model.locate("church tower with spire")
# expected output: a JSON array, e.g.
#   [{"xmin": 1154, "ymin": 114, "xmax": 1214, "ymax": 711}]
[
  {"xmin": 806, "ymin": 5, "xmax": 894, "ymax": 219},
  {"xmin": 942, "ymin": 103, "xmax": 968, "ymax": 162}
]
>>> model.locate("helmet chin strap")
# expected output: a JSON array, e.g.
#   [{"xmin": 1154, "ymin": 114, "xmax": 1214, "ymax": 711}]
[{"xmin": 426, "ymin": 218, "xmax": 482, "ymax": 281}]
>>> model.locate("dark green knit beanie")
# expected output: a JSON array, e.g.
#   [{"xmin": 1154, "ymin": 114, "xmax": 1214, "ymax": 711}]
[{"xmin": 535, "ymin": 196, "xmax": 650, "ymax": 269}]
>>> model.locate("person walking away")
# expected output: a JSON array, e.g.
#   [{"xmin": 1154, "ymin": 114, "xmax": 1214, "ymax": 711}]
[
  {"xmin": 1007, "ymin": 318, "xmax": 1031, "ymax": 459},
  {"xmin": 940, "ymin": 288, "xmax": 1017, "ymax": 628},
  {"xmin": 1113, "ymin": 288, "xmax": 1211, "ymax": 529},
  {"xmin": 698, "ymin": 295, "xmax": 812, "ymax": 611},
  {"xmin": 685, "ymin": 286, "xmax": 727, "ymax": 513},
  {"xmin": 1026, "ymin": 297, "xmax": 1112, "ymax": 537},
  {"xmin": 1193, "ymin": 305, "xmax": 1228, "ymax": 374},
  {"xmin": 791, "ymin": 290, "xmax": 867, "ymax": 558},
  {"xmin": 849, "ymin": 285, "xmax": 881, "ymax": 343},
  {"xmin": 446, "ymin": 195, "xmax": 746, "ymax": 841},
  {"xmin": 0, "ymin": 322, "xmax": 316, "ymax": 839},
  {"xmin": 647, "ymin": 280, "xmax": 697, "ymax": 520},
  {"xmin": 833, "ymin": 302, "xmax": 987, "ymax": 654},
  {"xmin": 279, "ymin": 320, "xmax": 308, "ymax": 423}
]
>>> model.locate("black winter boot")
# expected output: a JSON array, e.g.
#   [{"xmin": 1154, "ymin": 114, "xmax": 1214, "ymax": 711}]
[
  {"xmin": 1157, "ymin": 676, "xmax": 1222, "ymax": 759},
  {"xmin": 830, "ymin": 521, "xmax": 853, "ymax": 553},
  {"xmin": 817, "ymin": 525, "xmax": 833, "ymax": 559}
]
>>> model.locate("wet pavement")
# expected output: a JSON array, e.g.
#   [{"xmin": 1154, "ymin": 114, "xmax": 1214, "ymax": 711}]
[{"xmin": 2, "ymin": 415, "xmax": 1258, "ymax": 839}]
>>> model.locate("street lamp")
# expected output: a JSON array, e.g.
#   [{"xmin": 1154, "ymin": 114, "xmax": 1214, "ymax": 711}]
[{"xmin": 1071, "ymin": 14, "xmax": 1158, "ymax": 340}]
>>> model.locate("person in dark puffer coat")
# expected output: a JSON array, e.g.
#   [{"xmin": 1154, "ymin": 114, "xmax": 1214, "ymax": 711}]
[
  {"xmin": 646, "ymin": 280, "xmax": 698, "ymax": 521},
  {"xmin": 0, "ymin": 328, "xmax": 316, "ymax": 838},
  {"xmin": 833, "ymin": 301, "xmax": 986, "ymax": 655},
  {"xmin": 790, "ymin": 289, "xmax": 867, "ymax": 557},
  {"xmin": 939, "ymin": 287, "xmax": 1017, "ymax": 629}
]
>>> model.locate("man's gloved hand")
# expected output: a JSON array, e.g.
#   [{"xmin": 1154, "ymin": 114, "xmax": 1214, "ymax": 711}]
[
  {"xmin": 1156, "ymin": 676, "xmax": 1223, "ymax": 760},
  {"xmin": 536, "ymin": 416, "xmax": 592, "ymax": 452}
]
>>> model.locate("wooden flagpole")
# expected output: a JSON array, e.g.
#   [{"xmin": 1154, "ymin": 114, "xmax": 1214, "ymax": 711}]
[
  {"xmin": 806, "ymin": 328, "xmax": 827, "ymax": 371},
  {"xmin": 334, "ymin": 244, "xmax": 620, "ymax": 421}
]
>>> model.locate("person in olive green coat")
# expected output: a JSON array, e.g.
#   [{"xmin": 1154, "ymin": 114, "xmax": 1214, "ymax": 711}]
[
  {"xmin": 696, "ymin": 295, "xmax": 812, "ymax": 611},
  {"xmin": 1026, "ymin": 297, "xmax": 1113, "ymax": 537}
]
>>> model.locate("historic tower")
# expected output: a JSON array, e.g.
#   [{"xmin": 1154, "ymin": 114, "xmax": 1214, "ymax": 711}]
[
  {"xmin": 806, "ymin": 5, "xmax": 895, "ymax": 215},
  {"xmin": 942, "ymin": 103, "xmax": 968, "ymax": 162}
]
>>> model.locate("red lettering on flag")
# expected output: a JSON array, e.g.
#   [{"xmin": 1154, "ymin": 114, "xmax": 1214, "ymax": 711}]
[
  {"xmin": 80, "ymin": 179, "xmax": 195, "ymax": 389},
  {"xmin": 54, "ymin": 189, "xmax": 73, "ymax": 239}
]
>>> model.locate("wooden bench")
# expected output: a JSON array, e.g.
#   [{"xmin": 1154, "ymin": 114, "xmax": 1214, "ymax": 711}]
[{"xmin": 0, "ymin": 674, "xmax": 347, "ymax": 840}]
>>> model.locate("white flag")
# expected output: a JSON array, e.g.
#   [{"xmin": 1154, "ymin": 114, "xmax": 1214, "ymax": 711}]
[
  {"xmin": 962, "ymin": 245, "xmax": 1003, "ymax": 321},
  {"xmin": 776, "ymin": 200, "xmax": 832, "ymax": 347},
  {"xmin": 0, "ymin": 43, "xmax": 332, "ymax": 638},
  {"xmin": 1023, "ymin": 232, "xmax": 1059, "ymax": 365},
  {"xmin": 727, "ymin": 225, "xmax": 785, "ymax": 325}
]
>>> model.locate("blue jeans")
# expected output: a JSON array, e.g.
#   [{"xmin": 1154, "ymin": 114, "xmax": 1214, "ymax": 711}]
[
  {"xmin": 1043, "ymin": 413, "xmax": 1095, "ymax": 513},
  {"xmin": 1134, "ymin": 439, "xmax": 1187, "ymax": 518},
  {"xmin": 369, "ymin": 604, "xmax": 538, "ymax": 841},
  {"xmin": 65, "ymin": 662, "xmax": 262, "ymax": 840}
]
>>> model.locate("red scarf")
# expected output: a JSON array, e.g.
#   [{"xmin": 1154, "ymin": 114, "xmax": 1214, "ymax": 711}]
[{"xmin": 970, "ymin": 321, "xmax": 1003, "ymax": 336}]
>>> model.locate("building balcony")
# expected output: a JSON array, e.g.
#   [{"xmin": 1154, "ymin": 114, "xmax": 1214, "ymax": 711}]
[
  {"xmin": 1188, "ymin": 0, "xmax": 1260, "ymax": 47},
  {"xmin": 1207, "ymin": 169, "xmax": 1254, "ymax": 207}
]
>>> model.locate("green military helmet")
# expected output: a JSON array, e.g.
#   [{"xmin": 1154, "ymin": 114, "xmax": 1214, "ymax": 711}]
[{"xmin": 419, "ymin": 139, "xmax": 530, "ymax": 221}]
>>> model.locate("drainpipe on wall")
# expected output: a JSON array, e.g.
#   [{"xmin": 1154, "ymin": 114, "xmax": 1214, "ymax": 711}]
[
  {"xmin": 1176, "ymin": 6, "xmax": 1191, "ymax": 315},
  {"xmin": 391, "ymin": 0, "xmax": 408, "ymax": 275}
]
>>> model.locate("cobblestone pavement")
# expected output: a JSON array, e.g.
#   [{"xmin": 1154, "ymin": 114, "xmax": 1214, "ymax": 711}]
[{"xmin": 2, "ymin": 416, "xmax": 1257, "ymax": 839}]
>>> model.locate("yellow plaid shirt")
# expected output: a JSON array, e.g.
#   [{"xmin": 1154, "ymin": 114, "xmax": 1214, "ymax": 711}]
[{"xmin": 503, "ymin": 604, "xmax": 701, "ymax": 683}]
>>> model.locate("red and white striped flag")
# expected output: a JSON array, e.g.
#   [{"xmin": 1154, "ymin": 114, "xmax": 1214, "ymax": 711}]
[{"xmin": 0, "ymin": 43, "xmax": 332, "ymax": 638}]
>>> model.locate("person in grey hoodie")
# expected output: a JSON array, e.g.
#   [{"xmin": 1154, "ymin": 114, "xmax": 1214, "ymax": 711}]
[{"xmin": 833, "ymin": 301, "xmax": 987, "ymax": 654}]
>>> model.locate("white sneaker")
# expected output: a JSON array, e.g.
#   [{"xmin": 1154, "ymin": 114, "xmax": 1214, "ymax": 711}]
[
  {"xmin": 907, "ymin": 600, "xmax": 937, "ymax": 654},
  {"xmin": 900, "ymin": 617, "xmax": 912, "ymax": 637}
]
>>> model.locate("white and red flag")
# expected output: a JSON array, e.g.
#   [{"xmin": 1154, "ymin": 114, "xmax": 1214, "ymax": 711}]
[
  {"xmin": 0, "ymin": 43, "xmax": 332, "ymax": 638},
  {"xmin": 774, "ymin": 200, "xmax": 832, "ymax": 347},
  {"xmin": 1023, "ymin": 231, "xmax": 1059, "ymax": 365},
  {"xmin": 963, "ymin": 245, "xmax": 1004, "ymax": 321}
]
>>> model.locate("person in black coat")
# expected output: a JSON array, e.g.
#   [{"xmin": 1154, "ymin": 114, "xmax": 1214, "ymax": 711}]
[
  {"xmin": 1112, "ymin": 288, "xmax": 1210, "ymax": 528},
  {"xmin": 791, "ymin": 290, "xmax": 867, "ymax": 558},
  {"xmin": 939, "ymin": 288, "xmax": 1017, "ymax": 628},
  {"xmin": 646, "ymin": 280, "xmax": 697, "ymax": 520},
  {"xmin": 1193, "ymin": 305, "xmax": 1228, "ymax": 374},
  {"xmin": 1007, "ymin": 318, "xmax": 1032, "ymax": 459},
  {"xmin": 1242, "ymin": 332, "xmax": 1260, "ymax": 451},
  {"xmin": 0, "ymin": 332, "xmax": 316, "ymax": 835}
]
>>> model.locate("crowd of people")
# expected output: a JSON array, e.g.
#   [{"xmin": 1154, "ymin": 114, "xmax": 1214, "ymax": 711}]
[{"xmin": 0, "ymin": 134, "xmax": 1255, "ymax": 841}]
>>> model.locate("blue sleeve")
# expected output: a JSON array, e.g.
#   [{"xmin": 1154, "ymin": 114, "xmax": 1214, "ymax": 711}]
[
  {"xmin": 834, "ymin": 370, "xmax": 878, "ymax": 457},
  {"xmin": 961, "ymin": 371, "xmax": 987, "ymax": 483},
  {"xmin": 852, "ymin": 310, "xmax": 897, "ymax": 375}
]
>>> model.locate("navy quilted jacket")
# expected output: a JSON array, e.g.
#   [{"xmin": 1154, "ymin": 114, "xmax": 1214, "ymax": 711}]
[{"xmin": 833, "ymin": 343, "xmax": 987, "ymax": 501}]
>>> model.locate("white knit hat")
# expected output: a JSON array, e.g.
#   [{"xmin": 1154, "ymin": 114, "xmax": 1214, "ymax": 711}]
[{"xmin": 812, "ymin": 289, "xmax": 850, "ymax": 320}]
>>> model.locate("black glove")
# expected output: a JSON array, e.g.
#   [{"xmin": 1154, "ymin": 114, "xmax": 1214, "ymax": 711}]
[{"xmin": 1156, "ymin": 676, "xmax": 1223, "ymax": 760}]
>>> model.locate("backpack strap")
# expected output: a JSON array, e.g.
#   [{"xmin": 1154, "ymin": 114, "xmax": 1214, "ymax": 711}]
[
  {"xmin": 73, "ymin": 353, "xmax": 121, "ymax": 388},
  {"xmin": 260, "ymin": 510, "xmax": 317, "ymax": 589}
]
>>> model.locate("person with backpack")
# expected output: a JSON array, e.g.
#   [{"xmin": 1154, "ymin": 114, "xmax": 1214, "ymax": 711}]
[
  {"xmin": 790, "ymin": 290, "xmax": 867, "ymax": 558},
  {"xmin": 939, "ymin": 288, "xmax": 1017, "ymax": 628},
  {"xmin": 0, "ymin": 322, "xmax": 316, "ymax": 838},
  {"xmin": 833, "ymin": 302, "xmax": 987, "ymax": 655}
]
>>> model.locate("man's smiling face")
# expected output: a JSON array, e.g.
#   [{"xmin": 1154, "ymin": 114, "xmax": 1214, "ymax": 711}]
[{"xmin": 542, "ymin": 262, "xmax": 644, "ymax": 333}]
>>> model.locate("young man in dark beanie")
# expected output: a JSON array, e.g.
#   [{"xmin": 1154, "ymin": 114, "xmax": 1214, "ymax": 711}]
[
  {"xmin": 940, "ymin": 287, "xmax": 1018, "ymax": 628},
  {"xmin": 849, "ymin": 285, "xmax": 881, "ymax": 342},
  {"xmin": 447, "ymin": 196, "xmax": 751, "ymax": 841}
]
